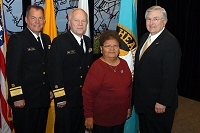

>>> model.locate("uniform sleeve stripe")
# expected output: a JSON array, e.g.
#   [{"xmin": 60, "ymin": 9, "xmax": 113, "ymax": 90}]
[
  {"xmin": 10, "ymin": 88, "xmax": 23, "ymax": 97},
  {"xmin": 9, "ymin": 86, "xmax": 22, "ymax": 91},
  {"xmin": 53, "ymin": 87, "xmax": 64, "ymax": 92}
]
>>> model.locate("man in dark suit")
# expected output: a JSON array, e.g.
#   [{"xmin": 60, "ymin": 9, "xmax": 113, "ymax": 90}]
[
  {"xmin": 133, "ymin": 6, "xmax": 181, "ymax": 133},
  {"xmin": 48, "ymin": 8, "xmax": 93, "ymax": 133},
  {"xmin": 6, "ymin": 5, "xmax": 52, "ymax": 133}
]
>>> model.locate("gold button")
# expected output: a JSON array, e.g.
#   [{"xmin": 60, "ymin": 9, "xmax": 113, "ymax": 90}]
[
  {"xmin": 43, "ymin": 82, "xmax": 45, "ymax": 84},
  {"xmin": 80, "ymin": 76, "xmax": 83, "ymax": 78},
  {"xmin": 80, "ymin": 85, "xmax": 82, "ymax": 88},
  {"xmin": 80, "ymin": 67, "xmax": 82, "ymax": 69},
  {"xmin": 55, "ymin": 85, "xmax": 58, "ymax": 88},
  {"xmin": 88, "ymin": 65, "xmax": 90, "ymax": 68},
  {"xmin": 43, "ymin": 72, "xmax": 45, "ymax": 74},
  {"xmin": 11, "ymin": 84, "xmax": 15, "ymax": 87}
]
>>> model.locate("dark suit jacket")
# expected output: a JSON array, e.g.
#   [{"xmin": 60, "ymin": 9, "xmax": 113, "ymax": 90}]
[
  {"xmin": 48, "ymin": 31, "xmax": 93, "ymax": 107},
  {"xmin": 134, "ymin": 29, "xmax": 182, "ymax": 114},
  {"xmin": 6, "ymin": 28, "xmax": 51, "ymax": 108}
]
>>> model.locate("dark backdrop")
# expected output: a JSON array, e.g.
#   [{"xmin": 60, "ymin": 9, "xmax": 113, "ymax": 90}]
[
  {"xmin": 22, "ymin": 0, "xmax": 200, "ymax": 101},
  {"xmin": 137, "ymin": 0, "xmax": 200, "ymax": 101}
]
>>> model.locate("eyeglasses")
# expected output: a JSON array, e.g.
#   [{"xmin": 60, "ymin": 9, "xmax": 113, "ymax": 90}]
[
  {"xmin": 146, "ymin": 17, "xmax": 163, "ymax": 23},
  {"xmin": 103, "ymin": 44, "xmax": 119, "ymax": 49}
]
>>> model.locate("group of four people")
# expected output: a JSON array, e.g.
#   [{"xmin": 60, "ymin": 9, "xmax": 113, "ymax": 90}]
[{"xmin": 6, "ymin": 4, "xmax": 181, "ymax": 133}]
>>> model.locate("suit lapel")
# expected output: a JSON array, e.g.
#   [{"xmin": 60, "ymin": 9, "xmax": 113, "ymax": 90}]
[
  {"xmin": 66, "ymin": 31, "xmax": 84, "ymax": 56},
  {"xmin": 24, "ymin": 28, "xmax": 44, "ymax": 56},
  {"xmin": 83, "ymin": 35, "xmax": 92, "ymax": 54},
  {"xmin": 41, "ymin": 33, "xmax": 51, "ymax": 51},
  {"xmin": 135, "ymin": 34, "xmax": 148, "ymax": 66},
  {"xmin": 138, "ymin": 29, "xmax": 167, "ymax": 62}
]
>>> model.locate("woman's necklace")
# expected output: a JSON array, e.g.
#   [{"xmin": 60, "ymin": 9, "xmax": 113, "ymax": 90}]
[
  {"xmin": 100, "ymin": 57, "xmax": 119, "ymax": 72},
  {"xmin": 109, "ymin": 65, "xmax": 117, "ymax": 72}
]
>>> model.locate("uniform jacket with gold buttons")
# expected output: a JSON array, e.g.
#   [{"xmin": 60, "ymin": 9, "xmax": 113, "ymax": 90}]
[
  {"xmin": 48, "ymin": 31, "xmax": 93, "ymax": 107},
  {"xmin": 6, "ymin": 28, "xmax": 51, "ymax": 108}
]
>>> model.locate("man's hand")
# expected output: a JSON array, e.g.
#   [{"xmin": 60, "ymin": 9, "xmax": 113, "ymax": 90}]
[
  {"xmin": 14, "ymin": 100, "xmax": 25, "ymax": 108},
  {"xmin": 50, "ymin": 91, "xmax": 54, "ymax": 99},
  {"xmin": 155, "ymin": 102, "xmax": 166, "ymax": 113},
  {"xmin": 57, "ymin": 101, "xmax": 67, "ymax": 108}
]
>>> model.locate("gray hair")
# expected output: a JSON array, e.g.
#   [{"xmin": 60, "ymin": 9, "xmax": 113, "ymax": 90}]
[
  {"xmin": 145, "ymin": 6, "xmax": 168, "ymax": 22},
  {"xmin": 68, "ymin": 8, "xmax": 88, "ymax": 22}
]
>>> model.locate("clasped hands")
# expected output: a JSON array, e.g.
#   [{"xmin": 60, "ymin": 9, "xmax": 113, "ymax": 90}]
[{"xmin": 155, "ymin": 102, "xmax": 166, "ymax": 113}]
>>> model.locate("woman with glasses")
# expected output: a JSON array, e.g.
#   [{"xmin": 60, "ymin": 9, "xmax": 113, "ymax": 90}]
[{"xmin": 82, "ymin": 30, "xmax": 132, "ymax": 133}]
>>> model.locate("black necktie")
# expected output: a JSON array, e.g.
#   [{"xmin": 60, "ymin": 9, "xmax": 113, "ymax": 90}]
[
  {"xmin": 37, "ymin": 36, "xmax": 43, "ymax": 49},
  {"xmin": 80, "ymin": 39, "xmax": 84, "ymax": 52}
]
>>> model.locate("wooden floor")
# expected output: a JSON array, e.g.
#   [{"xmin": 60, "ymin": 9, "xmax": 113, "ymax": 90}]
[{"xmin": 172, "ymin": 96, "xmax": 200, "ymax": 133}]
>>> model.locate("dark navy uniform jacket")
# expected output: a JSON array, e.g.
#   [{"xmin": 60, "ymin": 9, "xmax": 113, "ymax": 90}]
[
  {"xmin": 48, "ymin": 31, "xmax": 93, "ymax": 107},
  {"xmin": 6, "ymin": 28, "xmax": 51, "ymax": 108}
]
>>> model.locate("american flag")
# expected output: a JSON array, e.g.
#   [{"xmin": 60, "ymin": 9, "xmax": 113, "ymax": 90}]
[{"xmin": 0, "ymin": 0, "xmax": 13, "ymax": 132}]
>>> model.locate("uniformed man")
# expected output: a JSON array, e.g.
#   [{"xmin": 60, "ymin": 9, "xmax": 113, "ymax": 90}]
[
  {"xmin": 48, "ymin": 8, "xmax": 93, "ymax": 133},
  {"xmin": 6, "ymin": 5, "xmax": 52, "ymax": 133}
]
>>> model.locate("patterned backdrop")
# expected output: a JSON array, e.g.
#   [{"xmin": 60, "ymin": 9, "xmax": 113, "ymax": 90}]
[{"xmin": 3, "ymin": 0, "xmax": 120, "ymax": 53}]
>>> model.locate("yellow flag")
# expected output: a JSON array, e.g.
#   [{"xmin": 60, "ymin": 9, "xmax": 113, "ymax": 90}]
[
  {"xmin": 43, "ymin": 1, "xmax": 57, "ymax": 133},
  {"xmin": 43, "ymin": 0, "xmax": 57, "ymax": 42}
]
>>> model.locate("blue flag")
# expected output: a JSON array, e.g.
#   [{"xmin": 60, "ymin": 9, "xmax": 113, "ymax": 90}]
[
  {"xmin": 117, "ymin": 0, "xmax": 139, "ymax": 132},
  {"xmin": 117, "ymin": 0, "xmax": 138, "ymax": 76}
]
